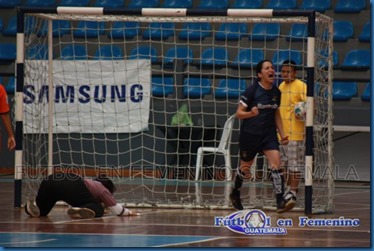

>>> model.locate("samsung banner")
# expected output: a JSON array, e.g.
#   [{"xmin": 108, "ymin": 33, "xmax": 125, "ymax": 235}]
[{"xmin": 24, "ymin": 60, "xmax": 151, "ymax": 133}]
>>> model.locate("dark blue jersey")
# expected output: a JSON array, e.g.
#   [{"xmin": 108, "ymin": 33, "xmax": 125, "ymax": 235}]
[{"xmin": 240, "ymin": 82, "xmax": 281, "ymax": 135}]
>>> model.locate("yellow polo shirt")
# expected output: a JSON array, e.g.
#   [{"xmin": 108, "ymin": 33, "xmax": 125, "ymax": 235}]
[{"xmin": 279, "ymin": 79, "xmax": 307, "ymax": 141}]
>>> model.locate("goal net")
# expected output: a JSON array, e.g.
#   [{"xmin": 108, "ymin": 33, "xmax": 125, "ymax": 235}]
[{"xmin": 15, "ymin": 8, "xmax": 334, "ymax": 213}]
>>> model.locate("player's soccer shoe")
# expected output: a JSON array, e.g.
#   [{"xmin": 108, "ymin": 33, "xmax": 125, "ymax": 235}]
[
  {"xmin": 68, "ymin": 207, "xmax": 95, "ymax": 219},
  {"xmin": 276, "ymin": 198, "xmax": 295, "ymax": 214},
  {"xmin": 25, "ymin": 200, "xmax": 40, "ymax": 217},
  {"xmin": 229, "ymin": 189, "xmax": 244, "ymax": 210}
]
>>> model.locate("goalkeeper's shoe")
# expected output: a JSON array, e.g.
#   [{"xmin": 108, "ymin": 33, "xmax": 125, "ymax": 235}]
[
  {"xmin": 229, "ymin": 189, "xmax": 244, "ymax": 210},
  {"xmin": 68, "ymin": 207, "xmax": 95, "ymax": 219},
  {"xmin": 25, "ymin": 199, "xmax": 40, "ymax": 217}
]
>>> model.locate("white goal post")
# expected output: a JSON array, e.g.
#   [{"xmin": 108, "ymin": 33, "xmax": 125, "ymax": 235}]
[{"xmin": 14, "ymin": 7, "xmax": 334, "ymax": 214}]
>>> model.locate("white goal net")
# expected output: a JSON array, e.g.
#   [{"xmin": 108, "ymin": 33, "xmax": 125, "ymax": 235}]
[{"xmin": 15, "ymin": 8, "xmax": 334, "ymax": 213}]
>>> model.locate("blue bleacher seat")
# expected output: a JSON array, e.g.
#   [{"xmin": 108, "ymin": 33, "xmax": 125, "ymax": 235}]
[
  {"xmin": 142, "ymin": 22, "xmax": 175, "ymax": 40},
  {"xmin": 128, "ymin": 46, "xmax": 158, "ymax": 63},
  {"xmin": 230, "ymin": 48, "xmax": 264, "ymax": 68},
  {"xmin": 5, "ymin": 77, "xmax": 15, "ymax": 94},
  {"xmin": 94, "ymin": 0, "xmax": 125, "ymax": 7},
  {"xmin": 61, "ymin": 45, "xmax": 87, "ymax": 60},
  {"xmin": 108, "ymin": 22, "xmax": 140, "ymax": 39},
  {"xmin": 24, "ymin": 0, "xmax": 56, "ymax": 7},
  {"xmin": 179, "ymin": 23, "xmax": 211, "ymax": 40},
  {"xmin": 333, "ymin": 20, "xmax": 354, "ymax": 42},
  {"xmin": 37, "ymin": 20, "xmax": 71, "ymax": 37},
  {"xmin": 0, "ymin": 43, "xmax": 16, "ymax": 63},
  {"xmin": 197, "ymin": 0, "xmax": 228, "ymax": 9},
  {"xmin": 161, "ymin": 0, "xmax": 192, "ymax": 8},
  {"xmin": 318, "ymin": 49, "xmax": 339, "ymax": 68},
  {"xmin": 250, "ymin": 23, "xmax": 280, "ymax": 41},
  {"xmin": 73, "ymin": 21, "xmax": 105, "ymax": 38},
  {"xmin": 266, "ymin": 0, "xmax": 296, "ymax": 9},
  {"xmin": 361, "ymin": 83, "xmax": 370, "ymax": 102},
  {"xmin": 332, "ymin": 81, "xmax": 357, "ymax": 101},
  {"xmin": 27, "ymin": 45, "xmax": 48, "ymax": 60},
  {"xmin": 0, "ymin": 17, "xmax": 3, "ymax": 33},
  {"xmin": 94, "ymin": 45, "xmax": 123, "ymax": 60},
  {"xmin": 272, "ymin": 49, "xmax": 302, "ymax": 67},
  {"xmin": 299, "ymin": 0, "xmax": 331, "ymax": 12},
  {"xmin": 152, "ymin": 76, "xmax": 174, "ymax": 97},
  {"xmin": 127, "ymin": 0, "xmax": 159, "ymax": 8},
  {"xmin": 286, "ymin": 23, "xmax": 307, "ymax": 41},
  {"xmin": 230, "ymin": 0, "xmax": 262, "ymax": 8},
  {"xmin": 359, "ymin": 22, "xmax": 370, "ymax": 42},
  {"xmin": 3, "ymin": 16, "xmax": 36, "ymax": 36},
  {"xmin": 164, "ymin": 46, "xmax": 193, "ymax": 65},
  {"xmin": 341, "ymin": 49, "xmax": 370, "ymax": 70},
  {"xmin": 215, "ymin": 23, "xmax": 248, "ymax": 41},
  {"xmin": 183, "ymin": 77, "xmax": 211, "ymax": 98},
  {"xmin": 0, "ymin": 0, "xmax": 21, "ymax": 8},
  {"xmin": 200, "ymin": 47, "xmax": 229, "ymax": 67},
  {"xmin": 215, "ymin": 79, "xmax": 247, "ymax": 99},
  {"xmin": 334, "ymin": 0, "xmax": 366, "ymax": 13},
  {"xmin": 59, "ymin": 0, "xmax": 89, "ymax": 6}
]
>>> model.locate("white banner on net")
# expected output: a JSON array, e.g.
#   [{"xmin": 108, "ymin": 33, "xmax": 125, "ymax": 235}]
[{"xmin": 24, "ymin": 59, "xmax": 151, "ymax": 134}]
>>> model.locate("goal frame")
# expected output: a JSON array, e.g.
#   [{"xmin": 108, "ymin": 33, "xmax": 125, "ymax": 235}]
[{"xmin": 14, "ymin": 7, "xmax": 334, "ymax": 215}]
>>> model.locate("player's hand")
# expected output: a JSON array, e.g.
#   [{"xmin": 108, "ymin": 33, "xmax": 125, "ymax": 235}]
[
  {"xmin": 250, "ymin": 106, "xmax": 259, "ymax": 117},
  {"xmin": 8, "ymin": 136, "xmax": 16, "ymax": 151},
  {"xmin": 280, "ymin": 136, "xmax": 289, "ymax": 145},
  {"xmin": 127, "ymin": 210, "xmax": 141, "ymax": 216}
]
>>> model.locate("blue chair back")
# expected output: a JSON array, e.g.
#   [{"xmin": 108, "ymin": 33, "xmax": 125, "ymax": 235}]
[
  {"xmin": 287, "ymin": 23, "xmax": 307, "ymax": 41},
  {"xmin": 200, "ymin": 47, "xmax": 228, "ymax": 67},
  {"xmin": 333, "ymin": 20, "xmax": 354, "ymax": 42},
  {"xmin": 266, "ymin": 0, "xmax": 296, "ymax": 9},
  {"xmin": 215, "ymin": 23, "xmax": 248, "ymax": 41},
  {"xmin": 0, "ymin": 43, "xmax": 16, "ymax": 62},
  {"xmin": 164, "ymin": 47, "xmax": 193, "ymax": 65},
  {"xmin": 359, "ymin": 22, "xmax": 370, "ymax": 42},
  {"xmin": 215, "ymin": 79, "xmax": 247, "ymax": 99},
  {"xmin": 179, "ymin": 23, "xmax": 211, "ymax": 40},
  {"xmin": 300, "ymin": 0, "xmax": 331, "ymax": 12},
  {"xmin": 73, "ymin": 21, "xmax": 105, "ymax": 38},
  {"xmin": 332, "ymin": 81, "xmax": 357, "ymax": 101},
  {"xmin": 231, "ymin": 48, "xmax": 264, "ymax": 68},
  {"xmin": 108, "ymin": 22, "xmax": 140, "ymax": 39},
  {"xmin": 183, "ymin": 78, "xmax": 211, "ymax": 98},
  {"xmin": 198, "ymin": 0, "xmax": 228, "ymax": 9},
  {"xmin": 61, "ymin": 45, "xmax": 87, "ymax": 60},
  {"xmin": 60, "ymin": 0, "xmax": 89, "ymax": 6},
  {"xmin": 250, "ymin": 23, "xmax": 280, "ymax": 41},
  {"xmin": 94, "ymin": 0, "xmax": 125, "ymax": 7},
  {"xmin": 94, "ymin": 45, "xmax": 123, "ymax": 60},
  {"xmin": 361, "ymin": 83, "xmax": 370, "ymax": 102},
  {"xmin": 341, "ymin": 49, "xmax": 370, "ymax": 70},
  {"xmin": 334, "ymin": 0, "xmax": 366, "ymax": 13},
  {"xmin": 142, "ymin": 22, "xmax": 175, "ymax": 40},
  {"xmin": 129, "ymin": 46, "xmax": 158, "ymax": 62},
  {"xmin": 127, "ymin": 0, "xmax": 159, "ymax": 7},
  {"xmin": 319, "ymin": 49, "xmax": 339, "ymax": 68},
  {"xmin": 161, "ymin": 0, "xmax": 192, "ymax": 8},
  {"xmin": 152, "ymin": 77, "xmax": 174, "ymax": 97},
  {"xmin": 272, "ymin": 50, "xmax": 302, "ymax": 67},
  {"xmin": 230, "ymin": 0, "xmax": 262, "ymax": 8}
]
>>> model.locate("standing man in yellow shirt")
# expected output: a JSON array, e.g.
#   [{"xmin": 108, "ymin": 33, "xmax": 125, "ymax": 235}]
[{"xmin": 278, "ymin": 60, "xmax": 306, "ymax": 210}]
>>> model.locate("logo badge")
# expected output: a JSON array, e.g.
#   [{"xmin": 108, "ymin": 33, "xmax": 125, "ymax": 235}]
[{"xmin": 214, "ymin": 209, "xmax": 287, "ymax": 235}]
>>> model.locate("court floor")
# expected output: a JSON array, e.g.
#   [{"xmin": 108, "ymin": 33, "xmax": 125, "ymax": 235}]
[{"xmin": 0, "ymin": 176, "xmax": 370, "ymax": 248}]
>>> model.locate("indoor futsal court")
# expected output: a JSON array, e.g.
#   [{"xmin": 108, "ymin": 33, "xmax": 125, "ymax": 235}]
[{"xmin": 0, "ymin": 175, "xmax": 370, "ymax": 248}]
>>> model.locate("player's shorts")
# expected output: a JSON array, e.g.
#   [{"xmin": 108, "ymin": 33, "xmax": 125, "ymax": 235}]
[
  {"xmin": 280, "ymin": 140, "xmax": 305, "ymax": 172},
  {"xmin": 239, "ymin": 131, "xmax": 279, "ymax": 162}
]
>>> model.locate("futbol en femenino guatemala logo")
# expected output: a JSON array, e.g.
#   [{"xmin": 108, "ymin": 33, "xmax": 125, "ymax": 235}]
[{"xmin": 214, "ymin": 209, "xmax": 287, "ymax": 235}]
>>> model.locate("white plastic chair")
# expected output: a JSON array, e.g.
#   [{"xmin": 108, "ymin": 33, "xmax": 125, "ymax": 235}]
[{"xmin": 195, "ymin": 114, "xmax": 236, "ymax": 181}]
